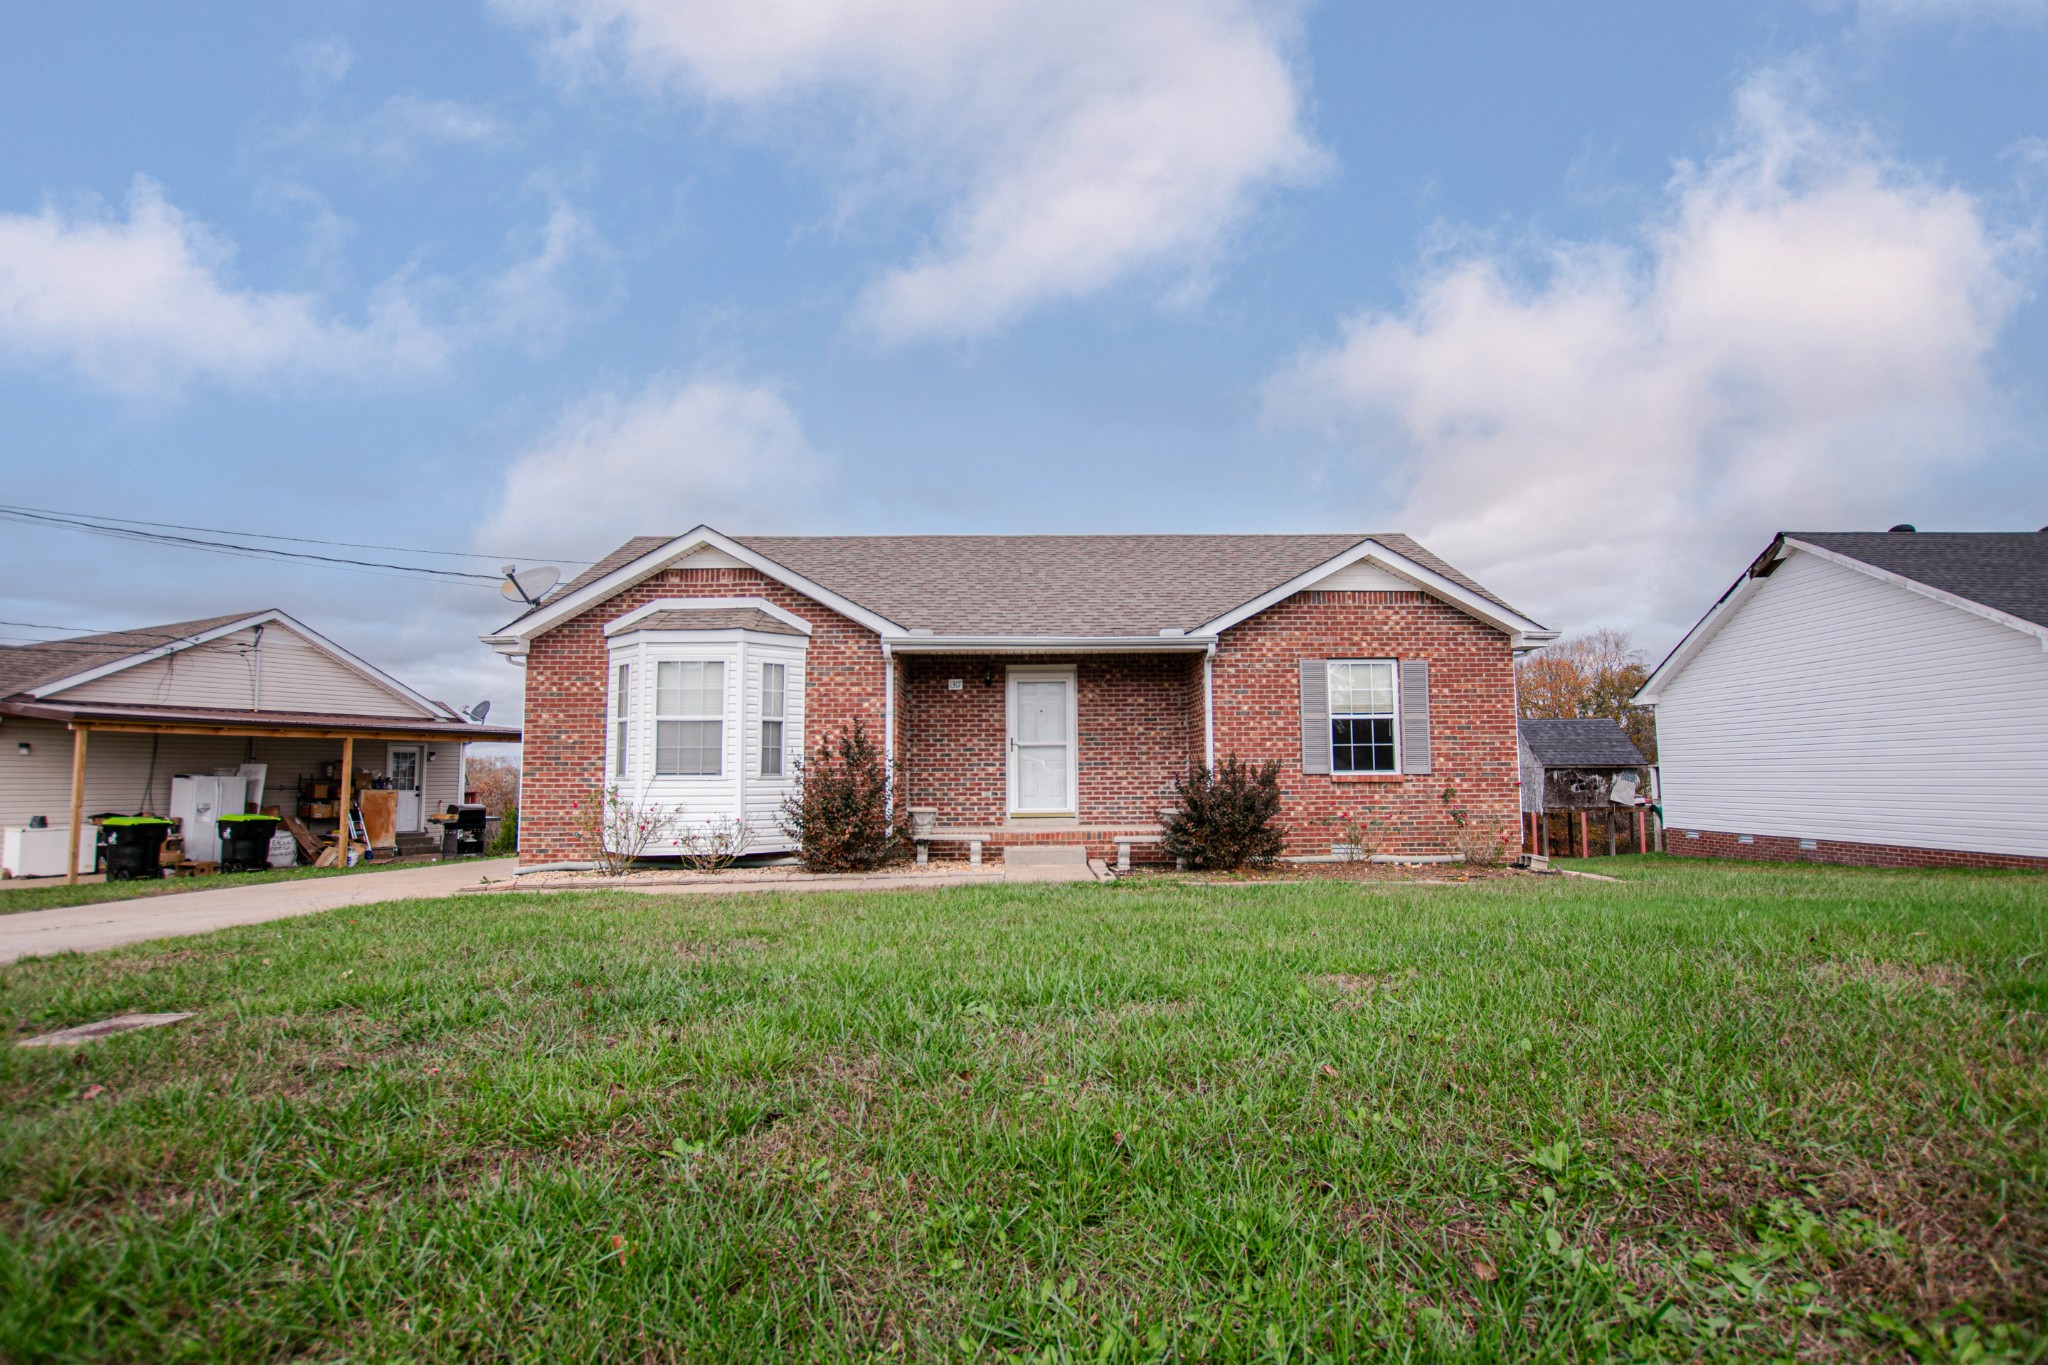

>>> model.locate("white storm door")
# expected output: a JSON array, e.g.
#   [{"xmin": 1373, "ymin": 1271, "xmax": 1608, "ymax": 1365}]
[
  {"xmin": 1007, "ymin": 668, "xmax": 1076, "ymax": 815},
  {"xmin": 388, "ymin": 745, "xmax": 424, "ymax": 832}
]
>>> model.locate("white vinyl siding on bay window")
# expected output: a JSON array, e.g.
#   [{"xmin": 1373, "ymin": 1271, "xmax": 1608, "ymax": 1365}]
[{"xmin": 1329, "ymin": 660, "xmax": 1398, "ymax": 773}]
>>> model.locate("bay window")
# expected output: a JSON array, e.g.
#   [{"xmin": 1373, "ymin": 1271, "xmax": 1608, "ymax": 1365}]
[
  {"xmin": 760, "ymin": 662, "xmax": 785, "ymax": 777},
  {"xmin": 613, "ymin": 662, "xmax": 631, "ymax": 779},
  {"xmin": 655, "ymin": 660, "xmax": 724, "ymax": 776}
]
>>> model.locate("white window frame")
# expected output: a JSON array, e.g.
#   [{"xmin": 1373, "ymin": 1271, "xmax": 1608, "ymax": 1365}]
[
  {"xmin": 612, "ymin": 662, "xmax": 632, "ymax": 781},
  {"xmin": 759, "ymin": 661, "xmax": 786, "ymax": 778},
  {"xmin": 654, "ymin": 659, "xmax": 726, "ymax": 777},
  {"xmin": 1327, "ymin": 659, "xmax": 1401, "ymax": 774}
]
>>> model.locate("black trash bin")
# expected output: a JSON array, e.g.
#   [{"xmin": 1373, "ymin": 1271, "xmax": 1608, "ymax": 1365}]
[
  {"xmin": 217, "ymin": 814, "xmax": 282, "ymax": 873},
  {"xmin": 101, "ymin": 817, "xmax": 172, "ymax": 881}
]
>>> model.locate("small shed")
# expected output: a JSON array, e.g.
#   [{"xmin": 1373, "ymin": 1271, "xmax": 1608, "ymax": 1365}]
[{"xmin": 1518, "ymin": 718, "xmax": 1649, "ymax": 858}]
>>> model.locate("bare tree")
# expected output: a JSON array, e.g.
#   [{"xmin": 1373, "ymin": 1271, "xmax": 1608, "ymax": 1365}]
[
  {"xmin": 466, "ymin": 754, "xmax": 519, "ymax": 817},
  {"xmin": 1516, "ymin": 629, "xmax": 1657, "ymax": 761}
]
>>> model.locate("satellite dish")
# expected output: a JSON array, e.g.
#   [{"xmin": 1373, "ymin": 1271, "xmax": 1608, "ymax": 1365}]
[
  {"xmin": 466, "ymin": 700, "xmax": 491, "ymax": 723},
  {"xmin": 500, "ymin": 564, "xmax": 561, "ymax": 606}
]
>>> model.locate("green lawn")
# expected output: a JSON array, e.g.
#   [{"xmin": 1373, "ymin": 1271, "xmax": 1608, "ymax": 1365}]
[
  {"xmin": 1, "ymin": 857, "xmax": 2042, "ymax": 1362},
  {"xmin": 0, "ymin": 855, "xmax": 450, "ymax": 916}
]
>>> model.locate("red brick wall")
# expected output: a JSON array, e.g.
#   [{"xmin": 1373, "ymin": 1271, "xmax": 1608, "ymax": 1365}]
[
  {"xmin": 517, "ymin": 567, "xmax": 884, "ymax": 864},
  {"xmin": 1667, "ymin": 827, "xmax": 2048, "ymax": 872},
  {"xmin": 1212, "ymin": 589, "xmax": 1520, "ymax": 859},
  {"xmin": 899, "ymin": 654, "xmax": 1202, "ymax": 827}
]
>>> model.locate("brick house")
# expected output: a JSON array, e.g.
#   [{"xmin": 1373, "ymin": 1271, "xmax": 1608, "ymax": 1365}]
[{"xmin": 483, "ymin": 528, "xmax": 1555, "ymax": 867}]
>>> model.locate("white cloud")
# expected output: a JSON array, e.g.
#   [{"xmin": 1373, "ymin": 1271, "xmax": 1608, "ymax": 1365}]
[
  {"xmin": 0, "ymin": 178, "xmax": 449, "ymax": 394},
  {"xmin": 495, "ymin": 0, "xmax": 1323, "ymax": 340},
  {"xmin": 483, "ymin": 375, "xmax": 826, "ymax": 557},
  {"xmin": 1265, "ymin": 73, "xmax": 2028, "ymax": 645},
  {"xmin": 1849, "ymin": 0, "xmax": 2046, "ymax": 21},
  {"xmin": 316, "ymin": 95, "xmax": 505, "ymax": 166},
  {"xmin": 0, "ymin": 178, "xmax": 598, "ymax": 395},
  {"xmin": 288, "ymin": 36, "xmax": 355, "ymax": 95}
]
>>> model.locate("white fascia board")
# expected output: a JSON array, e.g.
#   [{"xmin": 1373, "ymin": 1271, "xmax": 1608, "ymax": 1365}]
[
  {"xmin": 604, "ymin": 596, "xmax": 815, "ymax": 636},
  {"xmin": 886, "ymin": 635, "xmax": 1216, "ymax": 654},
  {"xmin": 604, "ymin": 628, "xmax": 808, "ymax": 648},
  {"xmin": 1781, "ymin": 538, "xmax": 2048, "ymax": 651},
  {"xmin": 32, "ymin": 609, "xmax": 455, "ymax": 719},
  {"xmin": 1194, "ymin": 539, "xmax": 1552, "ymax": 646},
  {"xmin": 486, "ymin": 526, "xmax": 902, "ymax": 642}
]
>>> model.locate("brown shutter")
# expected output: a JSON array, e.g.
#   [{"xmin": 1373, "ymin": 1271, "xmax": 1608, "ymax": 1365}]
[
  {"xmin": 1399, "ymin": 659, "xmax": 1431, "ymax": 774},
  {"xmin": 1299, "ymin": 660, "xmax": 1330, "ymax": 774}
]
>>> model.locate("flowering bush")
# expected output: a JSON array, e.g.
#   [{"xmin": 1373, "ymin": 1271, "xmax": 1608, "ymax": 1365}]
[
  {"xmin": 677, "ymin": 816, "xmax": 756, "ymax": 872},
  {"xmin": 574, "ymin": 786, "xmax": 683, "ymax": 877}
]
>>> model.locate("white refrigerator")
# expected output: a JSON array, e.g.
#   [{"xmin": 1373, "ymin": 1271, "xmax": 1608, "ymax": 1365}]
[{"xmin": 170, "ymin": 773, "xmax": 254, "ymax": 864}]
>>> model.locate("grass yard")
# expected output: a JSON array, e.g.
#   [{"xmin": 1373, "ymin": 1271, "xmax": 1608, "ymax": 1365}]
[
  {"xmin": 0, "ymin": 855, "xmax": 452, "ymax": 917},
  {"xmin": 1, "ymin": 858, "xmax": 2043, "ymax": 1362}
]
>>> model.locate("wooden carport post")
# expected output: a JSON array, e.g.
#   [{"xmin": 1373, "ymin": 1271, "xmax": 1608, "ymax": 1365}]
[
  {"xmin": 335, "ymin": 736, "xmax": 355, "ymax": 866},
  {"xmin": 65, "ymin": 725, "xmax": 89, "ymax": 886}
]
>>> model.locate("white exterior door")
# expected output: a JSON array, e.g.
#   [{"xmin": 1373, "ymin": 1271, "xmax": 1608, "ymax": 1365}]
[
  {"xmin": 387, "ymin": 745, "xmax": 423, "ymax": 832},
  {"xmin": 1007, "ymin": 668, "xmax": 1077, "ymax": 815}
]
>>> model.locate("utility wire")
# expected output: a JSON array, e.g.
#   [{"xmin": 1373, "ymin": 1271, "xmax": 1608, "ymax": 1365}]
[
  {"xmin": 0, "ymin": 506, "xmax": 506, "ymax": 583},
  {"xmin": 0, "ymin": 501, "xmax": 594, "ymax": 566}
]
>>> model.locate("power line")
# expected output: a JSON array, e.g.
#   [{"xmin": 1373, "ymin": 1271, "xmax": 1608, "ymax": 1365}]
[
  {"xmin": 0, "ymin": 506, "xmax": 507, "ymax": 584},
  {"xmin": 0, "ymin": 501, "xmax": 594, "ymax": 566}
]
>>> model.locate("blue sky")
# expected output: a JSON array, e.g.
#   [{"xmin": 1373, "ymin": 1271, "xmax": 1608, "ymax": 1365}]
[{"xmin": 1, "ymin": 0, "xmax": 2042, "ymax": 724}]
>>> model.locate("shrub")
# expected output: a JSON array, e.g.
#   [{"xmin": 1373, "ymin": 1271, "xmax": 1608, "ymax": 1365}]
[
  {"xmin": 780, "ymin": 722, "xmax": 905, "ymax": 872},
  {"xmin": 1162, "ymin": 756, "xmax": 1285, "ymax": 870},
  {"xmin": 488, "ymin": 807, "xmax": 519, "ymax": 857},
  {"xmin": 677, "ymin": 816, "xmax": 756, "ymax": 872},
  {"xmin": 574, "ymin": 786, "xmax": 683, "ymax": 877}
]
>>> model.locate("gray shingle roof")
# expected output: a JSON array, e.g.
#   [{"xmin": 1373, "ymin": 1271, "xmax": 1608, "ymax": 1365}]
[
  {"xmin": 1518, "ymin": 719, "xmax": 1647, "ymax": 769},
  {"xmin": 1788, "ymin": 531, "xmax": 2048, "ymax": 630},
  {"xmin": 623, "ymin": 608, "xmax": 802, "ymax": 635},
  {"xmin": 0, "ymin": 611, "xmax": 258, "ymax": 699},
  {"xmin": 527, "ymin": 533, "xmax": 1534, "ymax": 637}
]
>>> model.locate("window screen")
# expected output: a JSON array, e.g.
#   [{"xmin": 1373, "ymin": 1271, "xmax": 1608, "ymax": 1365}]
[{"xmin": 654, "ymin": 660, "xmax": 724, "ymax": 775}]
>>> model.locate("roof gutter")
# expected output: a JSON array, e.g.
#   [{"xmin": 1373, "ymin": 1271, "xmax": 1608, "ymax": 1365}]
[{"xmin": 885, "ymin": 634, "xmax": 1219, "ymax": 654}]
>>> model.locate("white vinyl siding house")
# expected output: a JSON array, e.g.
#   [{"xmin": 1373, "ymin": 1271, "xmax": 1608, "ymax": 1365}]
[
  {"xmin": 602, "ymin": 600, "xmax": 808, "ymax": 854},
  {"xmin": 1646, "ymin": 545, "xmax": 2048, "ymax": 861},
  {"xmin": 1, "ymin": 610, "xmax": 516, "ymax": 859}
]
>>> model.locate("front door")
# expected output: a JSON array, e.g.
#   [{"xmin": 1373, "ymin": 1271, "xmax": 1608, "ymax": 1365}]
[
  {"xmin": 387, "ymin": 745, "xmax": 423, "ymax": 832},
  {"xmin": 1006, "ymin": 667, "xmax": 1076, "ymax": 816}
]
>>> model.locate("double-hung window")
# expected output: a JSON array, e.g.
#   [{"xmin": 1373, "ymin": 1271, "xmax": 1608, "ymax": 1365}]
[
  {"xmin": 655, "ymin": 660, "xmax": 724, "ymax": 776},
  {"xmin": 612, "ymin": 663, "xmax": 632, "ymax": 779},
  {"xmin": 1328, "ymin": 660, "xmax": 1397, "ymax": 773},
  {"xmin": 759, "ymin": 662, "xmax": 786, "ymax": 777}
]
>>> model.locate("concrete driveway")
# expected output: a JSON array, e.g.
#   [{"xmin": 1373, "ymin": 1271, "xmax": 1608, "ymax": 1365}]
[{"xmin": 0, "ymin": 859, "xmax": 516, "ymax": 965}]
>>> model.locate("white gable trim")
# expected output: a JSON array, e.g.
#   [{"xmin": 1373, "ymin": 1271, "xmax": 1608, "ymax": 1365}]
[
  {"xmin": 1633, "ymin": 575, "xmax": 1763, "ymax": 706},
  {"xmin": 484, "ymin": 526, "xmax": 901, "ymax": 647},
  {"xmin": 32, "ymin": 611, "xmax": 455, "ymax": 718},
  {"xmin": 604, "ymin": 597, "xmax": 815, "ymax": 636},
  {"xmin": 1194, "ymin": 538, "xmax": 1554, "ymax": 647}
]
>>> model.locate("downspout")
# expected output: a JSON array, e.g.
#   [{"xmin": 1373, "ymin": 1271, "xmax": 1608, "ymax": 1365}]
[
  {"xmin": 881, "ymin": 640, "xmax": 896, "ymax": 814},
  {"xmin": 250, "ymin": 624, "xmax": 264, "ymax": 712},
  {"xmin": 1203, "ymin": 644, "xmax": 1215, "ymax": 770}
]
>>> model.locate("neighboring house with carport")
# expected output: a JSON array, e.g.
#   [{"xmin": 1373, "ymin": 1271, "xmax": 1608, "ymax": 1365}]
[
  {"xmin": 1517, "ymin": 718, "xmax": 1649, "ymax": 859},
  {"xmin": 1635, "ymin": 529, "xmax": 2048, "ymax": 870},
  {"xmin": 484, "ymin": 527, "xmax": 1556, "ymax": 869},
  {"xmin": 1, "ymin": 610, "xmax": 520, "ymax": 878}
]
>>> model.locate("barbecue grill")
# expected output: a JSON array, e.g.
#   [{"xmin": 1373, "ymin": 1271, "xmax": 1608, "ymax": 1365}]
[{"xmin": 439, "ymin": 804, "xmax": 490, "ymax": 859}]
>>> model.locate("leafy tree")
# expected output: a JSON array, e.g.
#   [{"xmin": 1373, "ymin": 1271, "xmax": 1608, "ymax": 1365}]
[{"xmin": 1516, "ymin": 629, "xmax": 1657, "ymax": 761}]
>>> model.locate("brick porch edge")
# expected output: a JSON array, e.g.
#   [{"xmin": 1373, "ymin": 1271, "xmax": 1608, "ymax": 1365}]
[{"xmin": 1667, "ymin": 827, "xmax": 2048, "ymax": 872}]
